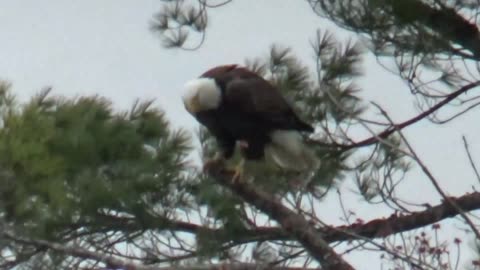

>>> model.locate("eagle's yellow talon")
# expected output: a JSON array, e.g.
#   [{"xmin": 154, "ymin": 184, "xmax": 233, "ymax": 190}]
[{"xmin": 231, "ymin": 158, "xmax": 245, "ymax": 183}]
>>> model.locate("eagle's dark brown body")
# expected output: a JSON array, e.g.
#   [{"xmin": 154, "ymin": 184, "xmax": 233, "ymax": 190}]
[{"xmin": 193, "ymin": 65, "xmax": 313, "ymax": 160}]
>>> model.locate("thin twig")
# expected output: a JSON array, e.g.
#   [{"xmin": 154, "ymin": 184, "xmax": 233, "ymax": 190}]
[{"xmin": 462, "ymin": 135, "xmax": 480, "ymax": 184}]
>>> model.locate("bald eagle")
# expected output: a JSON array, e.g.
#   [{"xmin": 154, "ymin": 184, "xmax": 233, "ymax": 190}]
[{"xmin": 182, "ymin": 64, "xmax": 319, "ymax": 173}]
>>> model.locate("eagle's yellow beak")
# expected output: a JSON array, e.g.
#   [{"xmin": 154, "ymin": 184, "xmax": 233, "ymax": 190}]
[{"xmin": 185, "ymin": 94, "xmax": 201, "ymax": 114}]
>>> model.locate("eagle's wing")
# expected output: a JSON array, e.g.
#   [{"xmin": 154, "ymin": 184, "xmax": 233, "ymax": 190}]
[{"xmin": 224, "ymin": 77, "xmax": 313, "ymax": 132}]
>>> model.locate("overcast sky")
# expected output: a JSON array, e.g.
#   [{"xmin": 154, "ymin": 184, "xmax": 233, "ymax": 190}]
[{"xmin": 2, "ymin": 1, "xmax": 480, "ymax": 269}]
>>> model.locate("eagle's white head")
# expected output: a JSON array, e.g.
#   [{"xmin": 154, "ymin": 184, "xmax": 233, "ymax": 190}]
[{"xmin": 182, "ymin": 78, "xmax": 222, "ymax": 114}]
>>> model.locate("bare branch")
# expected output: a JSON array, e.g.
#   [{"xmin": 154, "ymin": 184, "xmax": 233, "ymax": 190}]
[
  {"xmin": 325, "ymin": 192, "xmax": 480, "ymax": 242},
  {"xmin": 95, "ymin": 190, "xmax": 480, "ymax": 246},
  {"xmin": 320, "ymin": 81, "xmax": 480, "ymax": 150}
]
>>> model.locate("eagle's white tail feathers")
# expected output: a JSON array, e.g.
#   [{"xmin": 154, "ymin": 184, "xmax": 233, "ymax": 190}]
[{"xmin": 266, "ymin": 130, "xmax": 320, "ymax": 171}]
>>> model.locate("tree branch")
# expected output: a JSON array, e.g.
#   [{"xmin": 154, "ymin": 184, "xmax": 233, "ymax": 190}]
[
  {"xmin": 246, "ymin": 191, "xmax": 480, "ymax": 243},
  {"xmin": 6, "ymin": 191, "xmax": 480, "ymax": 269},
  {"xmin": 2, "ymin": 231, "xmax": 318, "ymax": 270},
  {"xmin": 309, "ymin": 0, "xmax": 480, "ymax": 59},
  {"xmin": 323, "ymin": 191, "xmax": 480, "ymax": 241},
  {"xmin": 205, "ymin": 165, "xmax": 356, "ymax": 270},
  {"xmin": 100, "ymin": 190, "xmax": 480, "ymax": 247},
  {"xmin": 216, "ymin": 191, "xmax": 480, "ymax": 245},
  {"xmin": 388, "ymin": 0, "xmax": 480, "ymax": 58},
  {"xmin": 3, "ymin": 231, "xmax": 152, "ymax": 270},
  {"xmin": 324, "ymin": 81, "xmax": 480, "ymax": 150}
]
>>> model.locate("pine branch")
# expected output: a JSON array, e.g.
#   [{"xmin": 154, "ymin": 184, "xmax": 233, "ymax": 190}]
[
  {"xmin": 309, "ymin": 0, "xmax": 480, "ymax": 59},
  {"xmin": 388, "ymin": 0, "xmax": 480, "ymax": 58},
  {"xmin": 3, "ymin": 231, "xmax": 152, "ymax": 270},
  {"xmin": 205, "ymin": 165, "xmax": 356, "ymax": 270},
  {"xmin": 91, "ymin": 188, "xmax": 480, "ymax": 254},
  {"xmin": 202, "ymin": 190, "xmax": 480, "ymax": 245},
  {"xmin": 325, "ymin": 191, "xmax": 480, "ymax": 241},
  {"xmin": 2, "ymin": 231, "xmax": 317, "ymax": 270},
  {"xmin": 6, "ymin": 191, "xmax": 480, "ymax": 269},
  {"xmin": 165, "ymin": 191, "xmax": 480, "ymax": 244}
]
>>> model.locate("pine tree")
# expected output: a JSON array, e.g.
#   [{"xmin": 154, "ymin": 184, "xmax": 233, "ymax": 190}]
[{"xmin": 3, "ymin": 1, "xmax": 480, "ymax": 269}]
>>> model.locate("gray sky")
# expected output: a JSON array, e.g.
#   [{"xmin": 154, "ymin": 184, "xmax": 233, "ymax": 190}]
[{"xmin": 1, "ymin": 1, "xmax": 480, "ymax": 269}]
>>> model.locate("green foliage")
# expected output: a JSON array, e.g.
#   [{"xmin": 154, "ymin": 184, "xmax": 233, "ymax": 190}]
[
  {"xmin": 0, "ymin": 86, "xmax": 192, "ymax": 237},
  {"xmin": 307, "ymin": 0, "xmax": 480, "ymax": 100},
  {"xmin": 150, "ymin": 1, "xmax": 208, "ymax": 49},
  {"xmin": 2, "ymin": 1, "xmax": 444, "ymax": 267},
  {"xmin": 310, "ymin": 30, "xmax": 365, "ymax": 123}
]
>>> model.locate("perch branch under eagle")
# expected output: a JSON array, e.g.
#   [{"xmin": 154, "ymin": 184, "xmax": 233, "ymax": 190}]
[{"xmin": 182, "ymin": 64, "xmax": 319, "ymax": 178}]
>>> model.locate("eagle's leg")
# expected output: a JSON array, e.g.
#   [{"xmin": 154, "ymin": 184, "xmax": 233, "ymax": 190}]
[
  {"xmin": 203, "ymin": 140, "xmax": 235, "ymax": 173},
  {"xmin": 231, "ymin": 141, "xmax": 249, "ymax": 183},
  {"xmin": 231, "ymin": 158, "xmax": 245, "ymax": 183}
]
